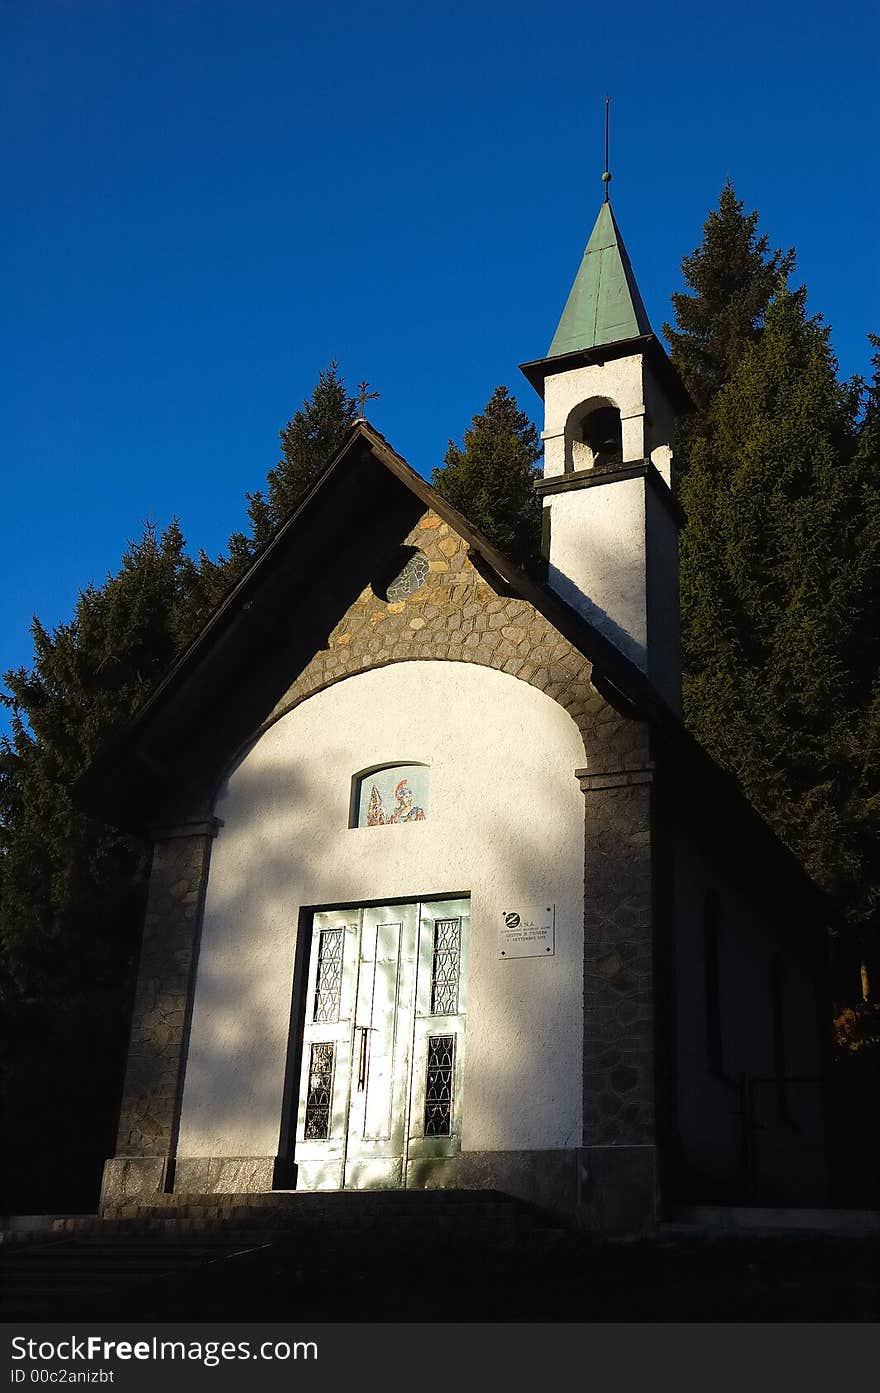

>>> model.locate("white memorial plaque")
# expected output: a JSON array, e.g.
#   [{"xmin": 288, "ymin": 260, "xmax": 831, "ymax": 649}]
[{"xmin": 499, "ymin": 904, "xmax": 555, "ymax": 959}]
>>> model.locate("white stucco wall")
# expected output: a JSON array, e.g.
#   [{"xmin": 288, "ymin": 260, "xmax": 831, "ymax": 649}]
[
  {"xmin": 539, "ymin": 348, "xmax": 680, "ymax": 705},
  {"xmin": 542, "ymin": 355, "xmax": 647, "ymax": 476},
  {"xmin": 547, "ymin": 477, "xmax": 647, "ymax": 673},
  {"xmin": 541, "ymin": 352, "xmax": 674, "ymax": 485},
  {"xmin": 176, "ymin": 661, "xmax": 586, "ymax": 1162},
  {"xmin": 645, "ymin": 484, "xmax": 682, "ymax": 711}
]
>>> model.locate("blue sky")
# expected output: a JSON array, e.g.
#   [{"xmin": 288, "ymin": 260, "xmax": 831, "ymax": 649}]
[{"xmin": 2, "ymin": 0, "xmax": 879, "ymax": 720}]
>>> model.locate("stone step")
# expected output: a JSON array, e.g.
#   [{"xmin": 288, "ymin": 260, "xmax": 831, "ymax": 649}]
[
  {"xmin": 2, "ymin": 1249, "xmax": 252, "ymax": 1272},
  {"xmin": 0, "ymin": 1236, "xmax": 264, "ymax": 1320},
  {"xmin": 0, "ymin": 1209, "xmax": 572, "ymax": 1320},
  {"xmin": 121, "ymin": 1198, "xmax": 535, "ymax": 1217},
  {"xmin": 666, "ymin": 1205, "xmax": 880, "ymax": 1237},
  {"xmin": 109, "ymin": 1185, "xmax": 530, "ymax": 1205},
  {"xmin": 54, "ymin": 1217, "xmax": 545, "ymax": 1243},
  {"xmin": 91, "ymin": 1188, "xmax": 550, "ymax": 1231}
]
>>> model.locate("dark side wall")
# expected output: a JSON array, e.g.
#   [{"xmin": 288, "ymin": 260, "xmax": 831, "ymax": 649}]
[{"xmin": 666, "ymin": 795, "xmax": 830, "ymax": 1207}]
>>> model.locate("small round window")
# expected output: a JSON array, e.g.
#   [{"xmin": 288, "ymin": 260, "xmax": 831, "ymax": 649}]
[
  {"xmin": 386, "ymin": 551, "xmax": 429, "ymax": 602},
  {"xmin": 371, "ymin": 546, "xmax": 430, "ymax": 603}
]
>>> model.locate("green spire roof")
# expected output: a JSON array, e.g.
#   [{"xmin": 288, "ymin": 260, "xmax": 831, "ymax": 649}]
[{"xmin": 548, "ymin": 201, "xmax": 653, "ymax": 357}]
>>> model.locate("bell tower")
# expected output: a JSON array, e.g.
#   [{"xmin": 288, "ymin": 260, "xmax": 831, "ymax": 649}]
[{"xmin": 520, "ymin": 184, "xmax": 689, "ymax": 711}]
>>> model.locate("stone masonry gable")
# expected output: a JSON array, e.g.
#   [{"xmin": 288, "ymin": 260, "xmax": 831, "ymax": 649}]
[{"xmin": 258, "ymin": 508, "xmax": 647, "ymax": 776}]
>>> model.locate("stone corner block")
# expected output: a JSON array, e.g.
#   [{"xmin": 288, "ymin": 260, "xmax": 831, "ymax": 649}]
[
  {"xmin": 99, "ymin": 1156, "xmax": 168, "ymax": 1214},
  {"xmin": 575, "ymin": 1144, "xmax": 659, "ymax": 1235}
]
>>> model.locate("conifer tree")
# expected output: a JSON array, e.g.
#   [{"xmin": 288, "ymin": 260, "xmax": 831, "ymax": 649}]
[
  {"xmin": 246, "ymin": 361, "xmax": 357, "ymax": 546},
  {"xmin": 170, "ymin": 364, "xmax": 359, "ymax": 614},
  {"xmin": 669, "ymin": 187, "xmax": 880, "ymax": 968},
  {"xmin": 432, "ymin": 386, "xmax": 542, "ymax": 569},
  {"xmin": 680, "ymin": 291, "xmax": 879, "ymax": 929},
  {"xmin": 664, "ymin": 182, "xmax": 795, "ymax": 430},
  {"xmin": 0, "ymin": 522, "xmax": 202, "ymax": 1206},
  {"xmin": 0, "ymin": 364, "xmax": 360, "ymax": 1206},
  {"xmin": 842, "ymin": 338, "xmax": 880, "ymax": 973}
]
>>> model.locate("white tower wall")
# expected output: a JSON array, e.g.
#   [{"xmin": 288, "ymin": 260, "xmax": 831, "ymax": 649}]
[{"xmin": 537, "ymin": 349, "xmax": 682, "ymax": 710}]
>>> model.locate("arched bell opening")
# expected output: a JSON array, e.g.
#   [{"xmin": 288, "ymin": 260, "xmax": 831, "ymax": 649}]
[{"xmin": 564, "ymin": 397, "xmax": 623, "ymax": 471}]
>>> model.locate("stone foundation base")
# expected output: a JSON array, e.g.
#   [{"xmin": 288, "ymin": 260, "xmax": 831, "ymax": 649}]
[
  {"xmin": 101, "ymin": 1145, "xmax": 659, "ymax": 1232},
  {"xmin": 406, "ymin": 1149, "xmax": 578, "ymax": 1218},
  {"xmin": 576, "ymin": 1143, "xmax": 658, "ymax": 1232},
  {"xmin": 173, "ymin": 1156, "xmax": 276, "ymax": 1195},
  {"xmin": 100, "ymin": 1157, "xmax": 169, "ymax": 1211}
]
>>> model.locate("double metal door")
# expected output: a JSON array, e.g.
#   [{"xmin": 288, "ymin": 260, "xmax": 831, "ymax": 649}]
[{"xmin": 294, "ymin": 897, "xmax": 469, "ymax": 1190}]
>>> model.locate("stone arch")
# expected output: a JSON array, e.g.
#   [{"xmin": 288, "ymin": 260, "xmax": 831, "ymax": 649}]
[
  {"xmin": 211, "ymin": 654, "xmax": 595, "ymax": 811},
  {"xmin": 203, "ymin": 508, "xmax": 647, "ymax": 811},
  {"xmin": 262, "ymin": 648, "xmax": 596, "ymax": 761},
  {"xmin": 564, "ymin": 395, "xmax": 623, "ymax": 472}
]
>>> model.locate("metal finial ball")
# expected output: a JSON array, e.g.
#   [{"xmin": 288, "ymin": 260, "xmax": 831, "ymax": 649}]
[{"xmin": 602, "ymin": 170, "xmax": 612, "ymax": 183}]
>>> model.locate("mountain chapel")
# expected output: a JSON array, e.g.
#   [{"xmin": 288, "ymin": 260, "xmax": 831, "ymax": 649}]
[{"xmin": 79, "ymin": 193, "xmax": 831, "ymax": 1231}]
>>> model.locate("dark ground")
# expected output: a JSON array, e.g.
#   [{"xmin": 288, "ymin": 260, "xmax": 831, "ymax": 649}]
[{"xmin": 53, "ymin": 1229, "xmax": 880, "ymax": 1323}]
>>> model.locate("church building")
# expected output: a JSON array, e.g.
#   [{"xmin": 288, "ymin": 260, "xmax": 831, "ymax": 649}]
[{"xmin": 78, "ymin": 193, "xmax": 831, "ymax": 1231}]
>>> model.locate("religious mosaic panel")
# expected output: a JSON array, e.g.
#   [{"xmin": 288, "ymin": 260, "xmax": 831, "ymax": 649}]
[{"xmin": 355, "ymin": 764, "xmax": 429, "ymax": 828}]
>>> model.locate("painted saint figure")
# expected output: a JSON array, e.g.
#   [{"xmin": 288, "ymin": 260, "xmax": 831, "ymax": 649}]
[
  {"xmin": 387, "ymin": 778, "xmax": 426, "ymax": 824},
  {"xmin": 365, "ymin": 777, "xmax": 425, "ymax": 826}
]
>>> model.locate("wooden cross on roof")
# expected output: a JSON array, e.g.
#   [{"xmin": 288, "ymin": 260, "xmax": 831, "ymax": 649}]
[{"xmin": 355, "ymin": 380, "xmax": 380, "ymax": 418}]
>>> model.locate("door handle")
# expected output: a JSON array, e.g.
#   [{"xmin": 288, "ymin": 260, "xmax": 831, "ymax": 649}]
[{"xmin": 356, "ymin": 1026, "xmax": 369, "ymax": 1091}]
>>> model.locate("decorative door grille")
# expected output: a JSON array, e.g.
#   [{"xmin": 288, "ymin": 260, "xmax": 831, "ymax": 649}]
[
  {"xmin": 423, "ymin": 1034, "xmax": 455, "ymax": 1136},
  {"xmin": 313, "ymin": 927, "xmax": 344, "ymax": 1023},
  {"xmin": 430, "ymin": 918, "xmax": 461, "ymax": 1015},
  {"xmin": 304, "ymin": 1042, "xmax": 335, "ymax": 1140}
]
